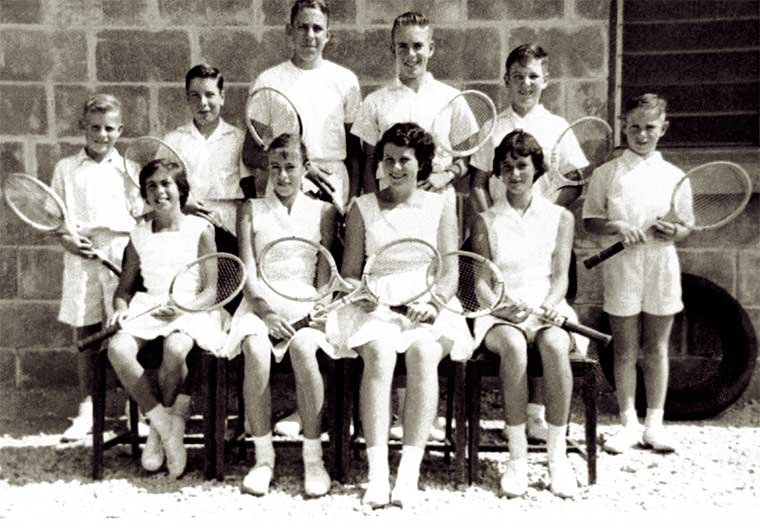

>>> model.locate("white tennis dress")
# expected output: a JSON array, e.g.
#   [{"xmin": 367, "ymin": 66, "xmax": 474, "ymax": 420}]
[
  {"xmin": 326, "ymin": 191, "xmax": 473, "ymax": 361},
  {"xmin": 472, "ymin": 196, "xmax": 588, "ymax": 354},
  {"xmin": 118, "ymin": 215, "xmax": 227, "ymax": 352},
  {"xmin": 222, "ymin": 193, "xmax": 333, "ymax": 361}
]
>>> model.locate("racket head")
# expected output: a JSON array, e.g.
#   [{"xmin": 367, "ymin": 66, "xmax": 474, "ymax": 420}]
[
  {"xmin": 668, "ymin": 161, "xmax": 752, "ymax": 231},
  {"xmin": 245, "ymin": 87, "xmax": 303, "ymax": 149},
  {"xmin": 550, "ymin": 116, "xmax": 613, "ymax": 187},
  {"xmin": 430, "ymin": 90, "xmax": 497, "ymax": 157},
  {"xmin": 123, "ymin": 136, "xmax": 189, "ymax": 189},
  {"xmin": 432, "ymin": 251, "xmax": 506, "ymax": 317},
  {"xmin": 169, "ymin": 252, "xmax": 246, "ymax": 312},
  {"xmin": 362, "ymin": 238, "xmax": 441, "ymax": 306},
  {"xmin": 1, "ymin": 172, "xmax": 67, "ymax": 232},
  {"xmin": 257, "ymin": 236, "xmax": 340, "ymax": 302}
]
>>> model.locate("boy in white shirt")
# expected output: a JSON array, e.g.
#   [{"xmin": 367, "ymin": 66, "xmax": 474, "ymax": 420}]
[
  {"xmin": 54, "ymin": 94, "xmax": 142, "ymax": 441},
  {"xmin": 242, "ymin": 0, "xmax": 362, "ymax": 207},
  {"xmin": 163, "ymin": 63, "xmax": 252, "ymax": 235}
]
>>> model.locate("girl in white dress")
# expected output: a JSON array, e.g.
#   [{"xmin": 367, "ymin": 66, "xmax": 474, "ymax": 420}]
[
  {"xmin": 470, "ymin": 129, "xmax": 582, "ymax": 499},
  {"xmin": 224, "ymin": 133, "xmax": 338, "ymax": 497},
  {"xmin": 327, "ymin": 122, "xmax": 471, "ymax": 509},
  {"xmin": 108, "ymin": 159, "xmax": 225, "ymax": 478}
]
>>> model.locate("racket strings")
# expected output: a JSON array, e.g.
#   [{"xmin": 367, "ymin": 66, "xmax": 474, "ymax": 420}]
[
  {"xmin": 171, "ymin": 255, "xmax": 245, "ymax": 311},
  {"xmin": 447, "ymin": 255, "xmax": 504, "ymax": 316},
  {"xmin": 552, "ymin": 117, "xmax": 613, "ymax": 184},
  {"xmin": 364, "ymin": 242, "xmax": 439, "ymax": 305},
  {"xmin": 246, "ymin": 88, "xmax": 302, "ymax": 148},
  {"xmin": 3, "ymin": 176, "xmax": 65, "ymax": 229},
  {"xmin": 258, "ymin": 238, "xmax": 328, "ymax": 301},
  {"xmin": 431, "ymin": 91, "xmax": 496, "ymax": 157},
  {"xmin": 673, "ymin": 167, "xmax": 752, "ymax": 227},
  {"xmin": 125, "ymin": 137, "xmax": 186, "ymax": 187}
]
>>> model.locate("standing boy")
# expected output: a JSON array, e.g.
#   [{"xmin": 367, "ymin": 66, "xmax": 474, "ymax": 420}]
[{"xmin": 55, "ymin": 94, "xmax": 142, "ymax": 441}]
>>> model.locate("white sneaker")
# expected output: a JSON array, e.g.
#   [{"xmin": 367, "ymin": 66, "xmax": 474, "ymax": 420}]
[
  {"xmin": 241, "ymin": 464, "xmax": 273, "ymax": 496},
  {"xmin": 140, "ymin": 424, "xmax": 165, "ymax": 472},
  {"xmin": 362, "ymin": 479, "xmax": 391, "ymax": 509},
  {"xmin": 304, "ymin": 460, "xmax": 331, "ymax": 497},
  {"xmin": 500, "ymin": 459, "xmax": 529, "ymax": 498},
  {"xmin": 164, "ymin": 415, "xmax": 187, "ymax": 478},
  {"xmin": 642, "ymin": 427, "xmax": 678, "ymax": 453},
  {"xmin": 603, "ymin": 427, "xmax": 642, "ymax": 454},
  {"xmin": 390, "ymin": 481, "xmax": 420, "ymax": 508},
  {"xmin": 548, "ymin": 457, "xmax": 578, "ymax": 498},
  {"xmin": 274, "ymin": 411, "xmax": 302, "ymax": 437},
  {"xmin": 527, "ymin": 415, "xmax": 549, "ymax": 442},
  {"xmin": 61, "ymin": 406, "xmax": 93, "ymax": 443}
]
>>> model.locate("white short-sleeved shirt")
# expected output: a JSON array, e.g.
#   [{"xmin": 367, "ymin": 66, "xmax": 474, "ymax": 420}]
[
  {"xmin": 351, "ymin": 73, "xmax": 467, "ymax": 173},
  {"xmin": 469, "ymin": 105, "xmax": 587, "ymax": 201},
  {"xmin": 251, "ymin": 60, "xmax": 361, "ymax": 162}
]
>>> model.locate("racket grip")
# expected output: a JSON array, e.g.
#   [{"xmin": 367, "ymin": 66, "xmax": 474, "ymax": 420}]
[
  {"xmin": 269, "ymin": 316, "xmax": 312, "ymax": 346},
  {"xmin": 76, "ymin": 324, "xmax": 120, "ymax": 351},
  {"xmin": 583, "ymin": 241, "xmax": 625, "ymax": 269},
  {"xmin": 560, "ymin": 319, "xmax": 612, "ymax": 346},
  {"xmin": 99, "ymin": 257, "xmax": 122, "ymax": 277}
]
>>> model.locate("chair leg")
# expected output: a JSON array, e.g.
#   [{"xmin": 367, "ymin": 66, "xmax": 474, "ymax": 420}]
[
  {"xmin": 203, "ymin": 353, "xmax": 217, "ymax": 480},
  {"xmin": 466, "ymin": 363, "xmax": 482, "ymax": 485},
  {"xmin": 92, "ymin": 352, "xmax": 107, "ymax": 481},
  {"xmin": 444, "ymin": 365, "xmax": 454, "ymax": 464},
  {"xmin": 214, "ymin": 357, "xmax": 227, "ymax": 481},
  {"xmin": 453, "ymin": 361, "xmax": 467, "ymax": 484},
  {"xmin": 327, "ymin": 357, "xmax": 342, "ymax": 481},
  {"xmin": 583, "ymin": 368, "xmax": 598, "ymax": 485},
  {"xmin": 338, "ymin": 359, "xmax": 356, "ymax": 483},
  {"xmin": 128, "ymin": 397, "xmax": 140, "ymax": 459}
]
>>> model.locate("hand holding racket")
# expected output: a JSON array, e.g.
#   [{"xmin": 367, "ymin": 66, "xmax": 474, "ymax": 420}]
[
  {"xmin": 76, "ymin": 252, "xmax": 246, "ymax": 350},
  {"xmin": 258, "ymin": 237, "xmax": 440, "ymax": 344},
  {"xmin": 584, "ymin": 161, "xmax": 751, "ymax": 269},
  {"xmin": 431, "ymin": 250, "xmax": 612, "ymax": 345},
  {"xmin": 549, "ymin": 116, "xmax": 614, "ymax": 195},
  {"xmin": 2, "ymin": 172, "xmax": 122, "ymax": 276}
]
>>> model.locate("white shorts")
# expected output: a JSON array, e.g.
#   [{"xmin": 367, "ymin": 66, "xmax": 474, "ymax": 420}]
[{"xmin": 602, "ymin": 243, "xmax": 683, "ymax": 317}]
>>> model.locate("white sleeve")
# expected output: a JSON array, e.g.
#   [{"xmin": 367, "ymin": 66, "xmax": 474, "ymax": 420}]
[
  {"xmin": 350, "ymin": 97, "xmax": 381, "ymax": 146},
  {"xmin": 581, "ymin": 167, "xmax": 609, "ymax": 219},
  {"xmin": 343, "ymin": 75, "xmax": 362, "ymax": 124}
]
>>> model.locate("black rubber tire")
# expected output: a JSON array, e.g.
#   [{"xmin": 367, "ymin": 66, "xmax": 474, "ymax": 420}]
[{"xmin": 599, "ymin": 273, "xmax": 757, "ymax": 420}]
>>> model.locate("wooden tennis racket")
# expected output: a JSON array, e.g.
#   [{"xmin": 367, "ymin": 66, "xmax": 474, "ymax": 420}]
[
  {"xmin": 549, "ymin": 116, "xmax": 614, "ymax": 195},
  {"xmin": 123, "ymin": 136, "xmax": 189, "ymax": 190}
]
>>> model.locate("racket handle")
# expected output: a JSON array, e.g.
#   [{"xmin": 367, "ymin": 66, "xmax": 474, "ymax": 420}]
[
  {"xmin": 76, "ymin": 324, "xmax": 120, "ymax": 351},
  {"xmin": 560, "ymin": 319, "xmax": 612, "ymax": 346},
  {"xmin": 98, "ymin": 257, "xmax": 122, "ymax": 277},
  {"xmin": 583, "ymin": 242, "xmax": 625, "ymax": 269}
]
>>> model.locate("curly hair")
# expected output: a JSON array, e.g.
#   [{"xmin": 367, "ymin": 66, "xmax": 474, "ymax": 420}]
[
  {"xmin": 139, "ymin": 159, "xmax": 190, "ymax": 208},
  {"xmin": 377, "ymin": 122, "xmax": 436, "ymax": 182},
  {"xmin": 493, "ymin": 129, "xmax": 546, "ymax": 182}
]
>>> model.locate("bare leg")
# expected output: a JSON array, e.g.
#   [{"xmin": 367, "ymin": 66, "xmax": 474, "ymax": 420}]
[
  {"xmin": 241, "ymin": 334, "xmax": 272, "ymax": 438},
  {"xmin": 289, "ymin": 334, "xmax": 324, "ymax": 441},
  {"xmin": 534, "ymin": 327, "xmax": 573, "ymax": 427},
  {"xmin": 641, "ymin": 313, "xmax": 674, "ymax": 411},
  {"xmin": 608, "ymin": 314, "xmax": 641, "ymax": 425}
]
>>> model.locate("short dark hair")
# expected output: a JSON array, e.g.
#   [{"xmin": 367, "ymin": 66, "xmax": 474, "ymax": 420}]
[
  {"xmin": 377, "ymin": 122, "xmax": 436, "ymax": 182},
  {"xmin": 268, "ymin": 133, "xmax": 309, "ymax": 165},
  {"xmin": 139, "ymin": 159, "xmax": 190, "ymax": 208},
  {"xmin": 290, "ymin": 0, "xmax": 330, "ymax": 25},
  {"xmin": 623, "ymin": 93, "xmax": 668, "ymax": 119},
  {"xmin": 185, "ymin": 63, "xmax": 223, "ymax": 92},
  {"xmin": 391, "ymin": 11, "xmax": 432, "ymax": 44},
  {"xmin": 505, "ymin": 44, "xmax": 549, "ymax": 77},
  {"xmin": 493, "ymin": 129, "xmax": 546, "ymax": 182}
]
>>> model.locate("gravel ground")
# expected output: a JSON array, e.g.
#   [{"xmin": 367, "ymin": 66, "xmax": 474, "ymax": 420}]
[{"xmin": 1, "ymin": 396, "xmax": 759, "ymax": 524}]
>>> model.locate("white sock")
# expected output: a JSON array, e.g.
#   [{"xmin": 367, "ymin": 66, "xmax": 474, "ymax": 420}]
[
  {"xmin": 366, "ymin": 445, "xmax": 389, "ymax": 484},
  {"xmin": 170, "ymin": 394, "xmax": 191, "ymax": 419},
  {"xmin": 546, "ymin": 424, "xmax": 568, "ymax": 462},
  {"xmin": 302, "ymin": 437, "xmax": 323, "ymax": 464},
  {"xmin": 396, "ymin": 445, "xmax": 424, "ymax": 487},
  {"xmin": 526, "ymin": 403, "xmax": 545, "ymax": 420},
  {"xmin": 252, "ymin": 432, "xmax": 275, "ymax": 467},
  {"xmin": 505, "ymin": 423, "xmax": 528, "ymax": 460},
  {"xmin": 645, "ymin": 408, "xmax": 664, "ymax": 431},
  {"xmin": 620, "ymin": 407, "xmax": 639, "ymax": 429},
  {"xmin": 145, "ymin": 405, "xmax": 170, "ymax": 436}
]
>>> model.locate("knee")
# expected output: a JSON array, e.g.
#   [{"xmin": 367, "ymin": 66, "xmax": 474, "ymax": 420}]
[
  {"xmin": 107, "ymin": 336, "xmax": 136, "ymax": 369},
  {"xmin": 162, "ymin": 336, "xmax": 192, "ymax": 368},
  {"xmin": 405, "ymin": 340, "xmax": 442, "ymax": 377},
  {"xmin": 536, "ymin": 332, "xmax": 570, "ymax": 366},
  {"xmin": 360, "ymin": 344, "xmax": 396, "ymax": 380},
  {"xmin": 289, "ymin": 335, "xmax": 319, "ymax": 368}
]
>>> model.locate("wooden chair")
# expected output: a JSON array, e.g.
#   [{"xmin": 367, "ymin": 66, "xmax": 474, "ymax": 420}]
[{"xmin": 465, "ymin": 345, "xmax": 600, "ymax": 485}]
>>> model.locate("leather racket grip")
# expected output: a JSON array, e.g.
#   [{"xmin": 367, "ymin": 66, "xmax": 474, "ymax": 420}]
[
  {"xmin": 560, "ymin": 319, "xmax": 612, "ymax": 346},
  {"xmin": 77, "ymin": 324, "xmax": 120, "ymax": 351},
  {"xmin": 583, "ymin": 241, "xmax": 625, "ymax": 269}
]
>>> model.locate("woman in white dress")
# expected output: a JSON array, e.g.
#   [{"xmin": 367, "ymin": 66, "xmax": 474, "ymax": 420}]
[
  {"xmin": 224, "ymin": 133, "xmax": 338, "ymax": 498},
  {"xmin": 327, "ymin": 122, "xmax": 472, "ymax": 509},
  {"xmin": 108, "ymin": 159, "xmax": 226, "ymax": 478},
  {"xmin": 470, "ymin": 129, "xmax": 584, "ymax": 499}
]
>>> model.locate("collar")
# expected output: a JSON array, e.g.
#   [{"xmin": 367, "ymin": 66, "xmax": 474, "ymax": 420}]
[
  {"xmin": 264, "ymin": 191, "xmax": 304, "ymax": 213},
  {"xmin": 391, "ymin": 72, "xmax": 435, "ymax": 92},
  {"xmin": 503, "ymin": 104, "xmax": 547, "ymax": 124},
  {"xmin": 499, "ymin": 192, "xmax": 549, "ymax": 220},
  {"xmin": 178, "ymin": 118, "xmax": 234, "ymax": 142},
  {"xmin": 75, "ymin": 147, "xmax": 123, "ymax": 168},
  {"xmin": 619, "ymin": 148, "xmax": 663, "ymax": 170}
]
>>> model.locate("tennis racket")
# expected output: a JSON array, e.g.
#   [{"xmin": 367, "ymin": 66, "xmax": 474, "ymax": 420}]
[
  {"xmin": 76, "ymin": 252, "xmax": 246, "ymax": 350},
  {"xmin": 430, "ymin": 89, "xmax": 498, "ymax": 159},
  {"xmin": 245, "ymin": 87, "xmax": 303, "ymax": 149},
  {"xmin": 584, "ymin": 161, "xmax": 752, "ymax": 269},
  {"xmin": 123, "ymin": 136, "xmax": 188, "ymax": 189},
  {"xmin": 550, "ymin": 116, "xmax": 614, "ymax": 191},
  {"xmin": 2, "ymin": 172, "xmax": 122, "ymax": 276},
  {"xmin": 258, "ymin": 236, "xmax": 440, "ymax": 339},
  {"xmin": 431, "ymin": 250, "xmax": 612, "ymax": 344}
]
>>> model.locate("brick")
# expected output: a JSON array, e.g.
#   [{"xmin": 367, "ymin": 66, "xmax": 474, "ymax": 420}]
[
  {"xmin": 220, "ymin": 84, "xmax": 249, "ymax": 131},
  {"xmin": 365, "ymin": 0, "xmax": 460, "ymax": 24},
  {"xmin": 327, "ymin": 29, "xmax": 390, "ymax": 82},
  {"xmin": 508, "ymin": 26, "xmax": 606, "ymax": 78},
  {"xmin": 0, "ymin": 349, "xmax": 14, "ymax": 386},
  {"xmin": 678, "ymin": 249, "xmax": 737, "ymax": 298},
  {"xmin": 738, "ymin": 251, "xmax": 760, "ymax": 307},
  {"xmin": 430, "ymin": 28, "xmax": 501, "ymax": 81},
  {"xmin": 54, "ymin": 85, "xmax": 89, "ymax": 138},
  {"xmin": 101, "ymin": 0, "xmax": 151, "ymax": 25},
  {"xmin": 35, "ymin": 142, "xmax": 84, "ymax": 184},
  {"xmin": 0, "ymin": 84, "xmax": 47, "ymax": 135},
  {"xmin": 0, "ymin": 29, "xmax": 87, "ymax": 82},
  {"xmin": 1, "ymin": 141, "xmax": 25, "ymax": 174},
  {"xmin": 469, "ymin": 0, "xmax": 564, "ymax": 20},
  {"xmin": 158, "ymin": 86, "xmax": 191, "ymax": 135},
  {"xmin": 18, "ymin": 247, "xmax": 63, "ymax": 300},
  {"xmin": 49, "ymin": 0, "xmax": 151, "ymax": 25},
  {"xmin": 262, "ymin": 0, "xmax": 355, "ymax": 25},
  {"xmin": 463, "ymin": 82, "xmax": 504, "ymax": 111},
  {"xmin": 15, "ymin": 349, "xmax": 78, "ymax": 389},
  {"xmin": 573, "ymin": 249, "xmax": 604, "ymax": 305},
  {"xmin": 575, "ymin": 0, "xmax": 611, "ymax": 20},
  {"xmin": 98, "ymin": 85, "xmax": 151, "ymax": 138},
  {"xmin": 96, "ymin": 30, "xmax": 190, "ymax": 83},
  {"xmin": 566, "ymin": 80, "xmax": 608, "ymax": 122},
  {"xmin": 0, "ymin": 202, "xmax": 58, "ymax": 246},
  {"xmin": 159, "ymin": 0, "xmax": 253, "ymax": 26},
  {"xmin": 0, "ymin": 301, "xmax": 71, "ymax": 348},
  {"xmin": 200, "ymin": 29, "xmax": 289, "ymax": 83},
  {"xmin": 0, "ymin": 249, "xmax": 17, "ymax": 299},
  {"xmin": 0, "ymin": 0, "xmax": 43, "ymax": 23},
  {"xmin": 541, "ymin": 81, "xmax": 562, "ymax": 116}
]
